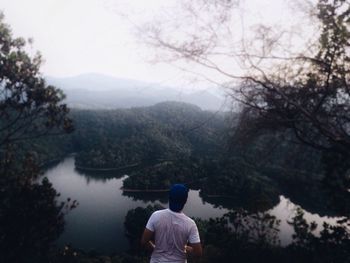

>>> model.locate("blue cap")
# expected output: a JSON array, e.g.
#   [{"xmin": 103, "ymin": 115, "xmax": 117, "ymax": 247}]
[{"xmin": 169, "ymin": 184, "xmax": 188, "ymax": 212}]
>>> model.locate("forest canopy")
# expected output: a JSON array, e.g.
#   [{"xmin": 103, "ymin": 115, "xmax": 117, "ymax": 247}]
[
  {"xmin": 0, "ymin": 12, "xmax": 75, "ymax": 263},
  {"xmin": 140, "ymin": 0, "xmax": 350, "ymax": 203},
  {"xmin": 1, "ymin": 1, "xmax": 350, "ymax": 262}
]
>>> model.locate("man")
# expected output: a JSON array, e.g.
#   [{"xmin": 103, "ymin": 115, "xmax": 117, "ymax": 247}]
[{"xmin": 141, "ymin": 184, "xmax": 202, "ymax": 263}]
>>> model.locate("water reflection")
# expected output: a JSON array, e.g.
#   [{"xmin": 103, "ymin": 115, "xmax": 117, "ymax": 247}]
[
  {"xmin": 269, "ymin": 195, "xmax": 346, "ymax": 246},
  {"xmin": 280, "ymin": 185, "xmax": 345, "ymax": 217},
  {"xmin": 199, "ymin": 191, "xmax": 280, "ymax": 212},
  {"xmin": 44, "ymin": 157, "xmax": 343, "ymax": 253},
  {"xmin": 45, "ymin": 157, "xmax": 228, "ymax": 253},
  {"xmin": 75, "ymin": 168, "xmax": 131, "ymax": 183},
  {"xmin": 75, "ymin": 170, "xmax": 124, "ymax": 184},
  {"xmin": 122, "ymin": 191, "xmax": 169, "ymax": 203}
]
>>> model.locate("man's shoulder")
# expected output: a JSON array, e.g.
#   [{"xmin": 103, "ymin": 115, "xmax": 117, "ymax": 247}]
[
  {"xmin": 146, "ymin": 209, "xmax": 168, "ymax": 230},
  {"xmin": 183, "ymin": 214, "xmax": 197, "ymax": 226},
  {"xmin": 150, "ymin": 208, "xmax": 168, "ymax": 218},
  {"xmin": 171, "ymin": 210, "xmax": 197, "ymax": 226},
  {"xmin": 152, "ymin": 208, "xmax": 168, "ymax": 215},
  {"xmin": 151, "ymin": 209, "xmax": 196, "ymax": 225}
]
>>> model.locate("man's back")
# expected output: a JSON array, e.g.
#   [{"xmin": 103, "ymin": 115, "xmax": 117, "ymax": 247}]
[{"xmin": 145, "ymin": 209, "xmax": 200, "ymax": 263}]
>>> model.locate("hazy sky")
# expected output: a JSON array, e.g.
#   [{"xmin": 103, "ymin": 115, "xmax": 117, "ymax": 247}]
[{"xmin": 0, "ymin": 0, "xmax": 310, "ymax": 85}]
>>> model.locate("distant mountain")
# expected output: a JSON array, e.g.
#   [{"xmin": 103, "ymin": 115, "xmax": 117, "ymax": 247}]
[{"xmin": 46, "ymin": 73, "xmax": 228, "ymax": 111}]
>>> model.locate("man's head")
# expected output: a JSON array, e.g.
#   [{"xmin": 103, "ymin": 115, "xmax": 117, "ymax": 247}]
[{"xmin": 169, "ymin": 184, "xmax": 188, "ymax": 212}]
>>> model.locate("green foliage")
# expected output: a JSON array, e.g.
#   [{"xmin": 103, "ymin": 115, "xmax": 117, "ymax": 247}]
[
  {"xmin": 0, "ymin": 12, "xmax": 72, "ymax": 148},
  {"xmin": 192, "ymin": 210, "xmax": 281, "ymax": 263},
  {"xmin": 124, "ymin": 204, "xmax": 164, "ymax": 241},
  {"xmin": 235, "ymin": 0, "xmax": 350, "ymax": 202},
  {"xmin": 0, "ymin": 13, "xmax": 74, "ymax": 262},
  {"xmin": 287, "ymin": 209, "xmax": 350, "ymax": 262},
  {"xmin": 123, "ymin": 206, "xmax": 350, "ymax": 263},
  {"xmin": 45, "ymin": 205, "xmax": 350, "ymax": 263},
  {"xmin": 0, "ymin": 153, "xmax": 77, "ymax": 263},
  {"xmin": 124, "ymin": 204, "xmax": 164, "ymax": 256},
  {"xmin": 123, "ymin": 158, "xmax": 205, "ymax": 190},
  {"xmin": 199, "ymin": 158, "xmax": 280, "ymax": 210},
  {"xmin": 71, "ymin": 102, "xmax": 227, "ymax": 169},
  {"xmin": 68, "ymin": 102, "xmax": 337, "ymax": 214}
]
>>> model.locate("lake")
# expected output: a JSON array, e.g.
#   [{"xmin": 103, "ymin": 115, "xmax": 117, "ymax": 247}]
[{"xmin": 44, "ymin": 157, "xmax": 341, "ymax": 254}]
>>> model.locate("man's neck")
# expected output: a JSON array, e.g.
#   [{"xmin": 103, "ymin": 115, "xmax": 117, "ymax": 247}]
[{"xmin": 168, "ymin": 208, "xmax": 182, "ymax": 213}]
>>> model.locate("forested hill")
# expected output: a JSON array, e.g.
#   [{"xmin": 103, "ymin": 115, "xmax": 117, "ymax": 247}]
[
  {"xmin": 29, "ymin": 101, "xmax": 326, "ymax": 212},
  {"xmin": 70, "ymin": 101, "xmax": 231, "ymax": 169}
]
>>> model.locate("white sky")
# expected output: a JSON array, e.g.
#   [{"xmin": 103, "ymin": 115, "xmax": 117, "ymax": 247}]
[{"xmin": 0, "ymin": 0, "xmax": 313, "ymax": 86}]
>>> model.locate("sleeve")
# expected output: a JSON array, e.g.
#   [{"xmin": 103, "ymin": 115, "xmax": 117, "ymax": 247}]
[
  {"xmin": 145, "ymin": 212, "xmax": 157, "ymax": 232},
  {"xmin": 188, "ymin": 223, "xmax": 200, "ymax": 244}
]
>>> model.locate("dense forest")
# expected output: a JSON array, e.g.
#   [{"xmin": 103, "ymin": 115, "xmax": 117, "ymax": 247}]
[
  {"xmin": 7, "ymin": 95, "xmax": 334, "ymax": 217},
  {"xmin": 71, "ymin": 101, "xmax": 228, "ymax": 169},
  {"xmin": 23, "ymin": 100, "xmax": 328, "ymax": 214},
  {"xmin": 1, "ymin": 0, "xmax": 350, "ymax": 262},
  {"xmin": 3, "ymin": 82, "xmax": 347, "ymax": 262},
  {"xmin": 3, "ymin": 104, "xmax": 346, "ymax": 263},
  {"xmin": 66, "ymin": 103, "xmax": 332, "ymax": 214}
]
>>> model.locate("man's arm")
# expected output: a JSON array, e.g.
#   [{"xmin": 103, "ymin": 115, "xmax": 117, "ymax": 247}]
[
  {"xmin": 187, "ymin": 223, "xmax": 202, "ymax": 258},
  {"xmin": 185, "ymin": 243, "xmax": 202, "ymax": 257},
  {"xmin": 141, "ymin": 228, "xmax": 155, "ymax": 252}
]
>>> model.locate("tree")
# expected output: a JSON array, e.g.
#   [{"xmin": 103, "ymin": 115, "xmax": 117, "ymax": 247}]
[
  {"xmin": 0, "ymin": 13, "xmax": 75, "ymax": 262},
  {"xmin": 0, "ymin": 12, "xmax": 73, "ymax": 149},
  {"xmin": 233, "ymin": 0, "xmax": 350, "ymax": 199},
  {"xmin": 141, "ymin": 0, "xmax": 350, "ymax": 201}
]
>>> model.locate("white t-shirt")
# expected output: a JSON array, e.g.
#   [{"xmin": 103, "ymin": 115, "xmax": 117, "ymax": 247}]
[{"xmin": 146, "ymin": 208, "xmax": 200, "ymax": 263}]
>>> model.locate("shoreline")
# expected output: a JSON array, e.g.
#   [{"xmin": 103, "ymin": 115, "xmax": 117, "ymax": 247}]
[
  {"xmin": 204, "ymin": 194, "xmax": 236, "ymax": 198},
  {"xmin": 121, "ymin": 188, "xmax": 169, "ymax": 193},
  {"xmin": 75, "ymin": 163, "xmax": 140, "ymax": 172}
]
